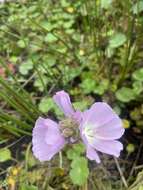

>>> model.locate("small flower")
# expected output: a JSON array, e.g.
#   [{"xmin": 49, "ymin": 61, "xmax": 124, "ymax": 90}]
[
  {"xmin": 32, "ymin": 90, "xmax": 81, "ymax": 162},
  {"xmin": 11, "ymin": 167, "xmax": 20, "ymax": 176},
  {"xmin": 66, "ymin": 7, "xmax": 74, "ymax": 13},
  {"xmin": 7, "ymin": 177, "xmax": 15, "ymax": 187},
  {"xmin": 79, "ymin": 49, "xmax": 85, "ymax": 56},
  {"xmin": 80, "ymin": 102, "xmax": 125, "ymax": 163}
]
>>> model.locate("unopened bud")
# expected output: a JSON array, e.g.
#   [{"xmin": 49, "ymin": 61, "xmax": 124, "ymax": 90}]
[{"xmin": 59, "ymin": 117, "xmax": 79, "ymax": 141}]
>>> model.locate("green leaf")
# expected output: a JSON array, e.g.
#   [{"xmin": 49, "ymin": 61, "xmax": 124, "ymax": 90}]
[
  {"xmin": 17, "ymin": 39, "xmax": 26, "ymax": 48},
  {"xmin": 80, "ymin": 78, "xmax": 96, "ymax": 94},
  {"xmin": 43, "ymin": 55, "xmax": 56, "ymax": 67},
  {"xmin": 38, "ymin": 97, "xmax": 54, "ymax": 113},
  {"xmin": 133, "ymin": 81, "xmax": 143, "ymax": 95},
  {"xmin": 61, "ymin": 0, "xmax": 70, "ymax": 7},
  {"xmin": 41, "ymin": 21, "xmax": 54, "ymax": 31},
  {"xmin": 9, "ymin": 56, "xmax": 18, "ymax": 63},
  {"xmin": 0, "ymin": 148, "xmax": 11, "ymax": 162},
  {"xmin": 101, "ymin": 0, "xmax": 113, "ymax": 9},
  {"xmin": 132, "ymin": 1, "xmax": 143, "ymax": 14},
  {"xmin": 45, "ymin": 33, "xmax": 58, "ymax": 43},
  {"xmin": 57, "ymin": 44, "xmax": 67, "ymax": 53},
  {"xmin": 67, "ymin": 149, "xmax": 79, "ymax": 160},
  {"xmin": 38, "ymin": 97, "xmax": 63, "ymax": 117},
  {"xmin": 63, "ymin": 21, "xmax": 74, "ymax": 29},
  {"xmin": 20, "ymin": 184, "xmax": 38, "ymax": 190},
  {"xmin": 109, "ymin": 33, "xmax": 126, "ymax": 48},
  {"xmin": 115, "ymin": 87, "xmax": 135, "ymax": 102},
  {"xmin": 64, "ymin": 66, "xmax": 82, "ymax": 82},
  {"xmin": 19, "ymin": 60, "xmax": 33, "ymax": 75},
  {"xmin": 70, "ymin": 157, "xmax": 89, "ymax": 186},
  {"xmin": 132, "ymin": 68, "xmax": 143, "ymax": 82},
  {"xmin": 73, "ymin": 143, "xmax": 85, "ymax": 154},
  {"xmin": 67, "ymin": 143, "xmax": 85, "ymax": 160},
  {"xmin": 34, "ymin": 76, "xmax": 48, "ymax": 92},
  {"xmin": 73, "ymin": 101, "xmax": 89, "ymax": 111},
  {"xmin": 94, "ymin": 79, "xmax": 109, "ymax": 95}
]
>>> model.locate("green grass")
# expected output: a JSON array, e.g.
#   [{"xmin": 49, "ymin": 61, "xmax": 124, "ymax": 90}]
[{"xmin": 0, "ymin": 0, "xmax": 143, "ymax": 189}]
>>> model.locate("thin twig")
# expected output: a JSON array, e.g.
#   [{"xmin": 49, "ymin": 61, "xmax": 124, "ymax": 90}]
[
  {"xmin": 5, "ymin": 136, "xmax": 25, "ymax": 149},
  {"xmin": 114, "ymin": 157, "xmax": 128, "ymax": 188},
  {"xmin": 128, "ymin": 143, "xmax": 143, "ymax": 181},
  {"xmin": 134, "ymin": 165, "xmax": 143, "ymax": 170},
  {"xmin": 59, "ymin": 151, "xmax": 63, "ymax": 168}
]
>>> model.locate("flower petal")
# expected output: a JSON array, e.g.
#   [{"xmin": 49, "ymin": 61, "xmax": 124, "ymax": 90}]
[
  {"xmin": 86, "ymin": 145, "xmax": 101, "ymax": 163},
  {"xmin": 44, "ymin": 118, "xmax": 64, "ymax": 145},
  {"xmin": 53, "ymin": 90, "xmax": 74, "ymax": 117},
  {"xmin": 80, "ymin": 130, "xmax": 100, "ymax": 163},
  {"xmin": 73, "ymin": 110, "xmax": 83, "ymax": 124},
  {"xmin": 32, "ymin": 117, "xmax": 66, "ymax": 161},
  {"xmin": 92, "ymin": 139, "xmax": 123, "ymax": 157},
  {"xmin": 95, "ymin": 117, "xmax": 125, "ymax": 140},
  {"xmin": 82, "ymin": 102, "xmax": 120, "ymax": 126},
  {"xmin": 81, "ymin": 102, "xmax": 124, "ymax": 140}
]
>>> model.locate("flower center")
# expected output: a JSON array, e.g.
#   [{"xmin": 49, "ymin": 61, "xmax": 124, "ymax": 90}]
[
  {"xmin": 83, "ymin": 125, "xmax": 95, "ymax": 144},
  {"xmin": 59, "ymin": 117, "xmax": 79, "ymax": 141}
]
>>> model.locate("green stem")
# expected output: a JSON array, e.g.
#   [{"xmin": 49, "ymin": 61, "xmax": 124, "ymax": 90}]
[
  {"xmin": 81, "ymin": 182, "xmax": 88, "ymax": 190},
  {"xmin": 117, "ymin": 13, "xmax": 135, "ymax": 87},
  {"xmin": 59, "ymin": 151, "xmax": 63, "ymax": 168}
]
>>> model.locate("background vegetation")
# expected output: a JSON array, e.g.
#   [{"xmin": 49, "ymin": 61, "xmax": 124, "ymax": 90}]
[{"xmin": 0, "ymin": 0, "xmax": 143, "ymax": 189}]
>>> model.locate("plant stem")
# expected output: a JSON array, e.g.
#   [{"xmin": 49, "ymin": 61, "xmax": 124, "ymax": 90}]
[
  {"xmin": 117, "ymin": 10, "xmax": 135, "ymax": 87},
  {"xmin": 59, "ymin": 151, "xmax": 63, "ymax": 168},
  {"xmin": 114, "ymin": 157, "xmax": 128, "ymax": 188},
  {"xmin": 81, "ymin": 182, "xmax": 88, "ymax": 190}
]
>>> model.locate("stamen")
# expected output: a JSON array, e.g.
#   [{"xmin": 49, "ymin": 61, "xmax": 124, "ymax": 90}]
[{"xmin": 83, "ymin": 125, "xmax": 95, "ymax": 144}]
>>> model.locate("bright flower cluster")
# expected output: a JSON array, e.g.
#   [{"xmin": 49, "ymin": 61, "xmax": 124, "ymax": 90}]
[{"xmin": 32, "ymin": 91, "xmax": 125, "ymax": 163}]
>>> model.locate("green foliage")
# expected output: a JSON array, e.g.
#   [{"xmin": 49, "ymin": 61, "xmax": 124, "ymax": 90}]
[
  {"xmin": 133, "ymin": 81, "xmax": 143, "ymax": 95},
  {"xmin": 130, "ymin": 105, "xmax": 143, "ymax": 130},
  {"xmin": 70, "ymin": 157, "xmax": 89, "ymax": 186},
  {"xmin": 67, "ymin": 143, "xmax": 85, "ymax": 160},
  {"xmin": 20, "ymin": 184, "xmax": 38, "ymax": 190},
  {"xmin": 115, "ymin": 87, "xmax": 136, "ymax": 102},
  {"xmin": 132, "ymin": 1, "xmax": 143, "ymax": 14},
  {"xmin": 38, "ymin": 97, "xmax": 54, "ymax": 113},
  {"xmin": 45, "ymin": 33, "xmax": 58, "ymax": 43},
  {"xmin": 80, "ymin": 78, "xmax": 96, "ymax": 94},
  {"xmin": 101, "ymin": 0, "xmax": 113, "ymax": 9},
  {"xmin": 67, "ymin": 144, "xmax": 89, "ymax": 186},
  {"xmin": 0, "ymin": 0, "xmax": 143, "ymax": 188},
  {"xmin": 132, "ymin": 68, "xmax": 143, "ymax": 82},
  {"xmin": 129, "ymin": 170, "xmax": 143, "ymax": 190},
  {"xmin": 19, "ymin": 60, "xmax": 33, "ymax": 75},
  {"xmin": 80, "ymin": 78, "xmax": 109, "ymax": 95},
  {"xmin": 0, "ymin": 148, "xmax": 11, "ymax": 162},
  {"xmin": 38, "ymin": 97, "xmax": 63, "ymax": 117},
  {"xmin": 109, "ymin": 33, "xmax": 126, "ymax": 48},
  {"xmin": 73, "ymin": 99, "xmax": 92, "ymax": 111}
]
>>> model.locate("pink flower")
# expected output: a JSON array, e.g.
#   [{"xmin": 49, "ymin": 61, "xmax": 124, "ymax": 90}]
[
  {"xmin": 32, "ymin": 90, "xmax": 124, "ymax": 163},
  {"xmin": 80, "ymin": 102, "xmax": 125, "ymax": 163},
  {"xmin": 32, "ymin": 90, "xmax": 81, "ymax": 161}
]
